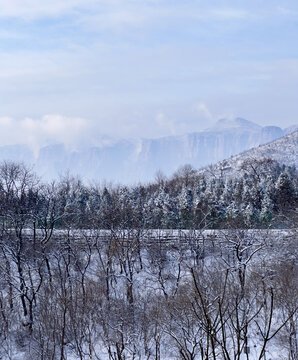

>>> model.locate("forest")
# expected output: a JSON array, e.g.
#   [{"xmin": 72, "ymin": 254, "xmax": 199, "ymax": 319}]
[{"xmin": 0, "ymin": 160, "xmax": 297, "ymax": 359}]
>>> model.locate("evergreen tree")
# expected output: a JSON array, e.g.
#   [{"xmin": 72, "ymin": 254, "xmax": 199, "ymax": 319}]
[
  {"xmin": 243, "ymin": 202, "xmax": 259, "ymax": 227},
  {"xmin": 275, "ymin": 171, "xmax": 295, "ymax": 211},
  {"xmin": 260, "ymin": 194, "xmax": 274, "ymax": 225},
  {"xmin": 178, "ymin": 185, "xmax": 194, "ymax": 228}
]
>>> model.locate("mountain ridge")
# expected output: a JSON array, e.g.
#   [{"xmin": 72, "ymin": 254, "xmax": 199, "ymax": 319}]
[{"xmin": 0, "ymin": 119, "xmax": 296, "ymax": 183}]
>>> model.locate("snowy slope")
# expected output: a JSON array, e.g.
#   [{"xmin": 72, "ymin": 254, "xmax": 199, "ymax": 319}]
[{"xmin": 200, "ymin": 130, "xmax": 298, "ymax": 178}]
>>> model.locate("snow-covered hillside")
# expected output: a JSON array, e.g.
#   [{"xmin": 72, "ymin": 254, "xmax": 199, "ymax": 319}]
[{"xmin": 200, "ymin": 130, "xmax": 298, "ymax": 178}]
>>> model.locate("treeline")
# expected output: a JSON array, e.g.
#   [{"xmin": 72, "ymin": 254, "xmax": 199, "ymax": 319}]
[{"xmin": 0, "ymin": 159, "xmax": 296, "ymax": 232}]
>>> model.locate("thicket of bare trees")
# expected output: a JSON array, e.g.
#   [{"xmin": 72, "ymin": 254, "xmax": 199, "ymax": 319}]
[{"xmin": 0, "ymin": 161, "xmax": 296, "ymax": 359}]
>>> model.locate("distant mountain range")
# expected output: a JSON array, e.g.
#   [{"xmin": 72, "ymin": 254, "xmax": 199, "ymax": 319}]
[{"xmin": 0, "ymin": 118, "xmax": 296, "ymax": 183}]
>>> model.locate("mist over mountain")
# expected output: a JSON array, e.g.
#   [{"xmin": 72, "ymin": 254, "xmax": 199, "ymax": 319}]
[{"xmin": 0, "ymin": 118, "xmax": 295, "ymax": 183}]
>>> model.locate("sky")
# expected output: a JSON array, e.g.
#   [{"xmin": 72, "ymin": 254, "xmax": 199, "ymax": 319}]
[{"xmin": 0, "ymin": 0, "xmax": 298, "ymax": 148}]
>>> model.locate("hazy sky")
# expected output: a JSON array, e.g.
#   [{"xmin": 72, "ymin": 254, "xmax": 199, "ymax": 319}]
[{"xmin": 0, "ymin": 0, "xmax": 298, "ymax": 147}]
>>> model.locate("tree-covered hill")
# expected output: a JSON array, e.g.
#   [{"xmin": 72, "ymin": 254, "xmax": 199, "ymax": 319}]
[{"xmin": 0, "ymin": 157, "xmax": 296, "ymax": 231}]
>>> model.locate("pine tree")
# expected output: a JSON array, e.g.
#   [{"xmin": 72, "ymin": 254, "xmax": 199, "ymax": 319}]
[
  {"xmin": 260, "ymin": 194, "xmax": 274, "ymax": 225},
  {"xmin": 275, "ymin": 171, "xmax": 295, "ymax": 211},
  {"xmin": 243, "ymin": 202, "xmax": 259, "ymax": 227},
  {"xmin": 226, "ymin": 201, "xmax": 239, "ymax": 220},
  {"xmin": 178, "ymin": 185, "xmax": 194, "ymax": 228}
]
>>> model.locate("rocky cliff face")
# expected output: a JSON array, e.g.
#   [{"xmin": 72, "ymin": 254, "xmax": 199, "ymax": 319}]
[
  {"xmin": 130, "ymin": 118, "xmax": 289, "ymax": 181},
  {"xmin": 0, "ymin": 118, "xmax": 295, "ymax": 182}
]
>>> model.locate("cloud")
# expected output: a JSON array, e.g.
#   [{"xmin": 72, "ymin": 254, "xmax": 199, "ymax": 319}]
[
  {"xmin": 80, "ymin": 4, "xmax": 252, "ymax": 34},
  {"xmin": 0, "ymin": 1, "xmax": 297, "ymax": 138},
  {"xmin": 0, "ymin": 1, "xmax": 295, "ymax": 32},
  {"xmin": 155, "ymin": 112, "xmax": 175, "ymax": 135},
  {"xmin": 0, "ymin": 1, "xmax": 157, "ymax": 20},
  {"xmin": 0, "ymin": 1, "xmax": 253, "ymax": 27},
  {"xmin": 277, "ymin": 6, "xmax": 298, "ymax": 17},
  {"xmin": 193, "ymin": 103, "xmax": 213, "ymax": 121},
  {"xmin": 0, "ymin": 115, "xmax": 88, "ymax": 155},
  {"xmin": 0, "ymin": 0, "xmax": 92, "ymax": 19},
  {"xmin": 208, "ymin": 8, "xmax": 249, "ymax": 20}
]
